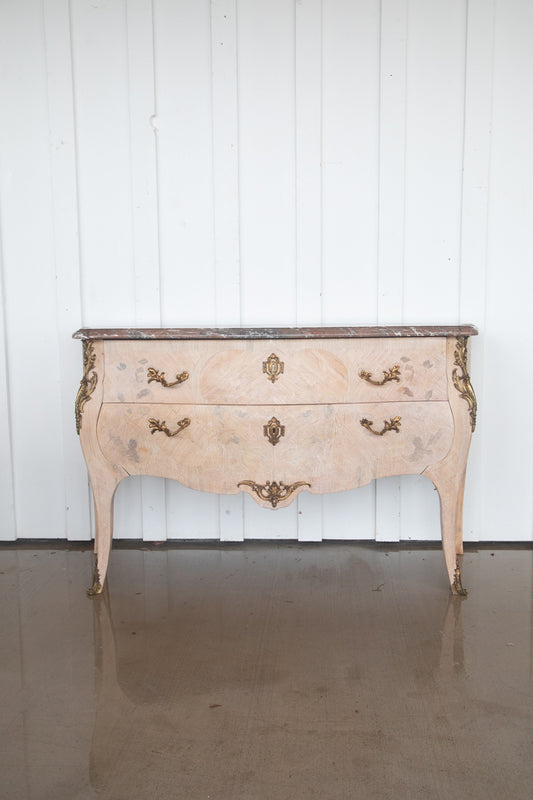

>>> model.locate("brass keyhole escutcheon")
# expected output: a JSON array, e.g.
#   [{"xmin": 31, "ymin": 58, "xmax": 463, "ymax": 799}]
[
  {"xmin": 262, "ymin": 353, "xmax": 284, "ymax": 383},
  {"xmin": 263, "ymin": 416, "xmax": 285, "ymax": 446}
]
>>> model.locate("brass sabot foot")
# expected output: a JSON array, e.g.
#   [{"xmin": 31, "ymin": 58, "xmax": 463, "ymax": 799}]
[
  {"xmin": 451, "ymin": 564, "xmax": 467, "ymax": 597},
  {"xmin": 87, "ymin": 560, "xmax": 103, "ymax": 597}
]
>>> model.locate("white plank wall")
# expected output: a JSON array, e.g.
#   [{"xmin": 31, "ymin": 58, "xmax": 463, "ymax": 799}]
[
  {"xmin": 0, "ymin": 0, "xmax": 532, "ymax": 544},
  {"xmin": 374, "ymin": 0, "xmax": 407, "ymax": 543},
  {"xmin": 400, "ymin": 0, "xmax": 468, "ymax": 542}
]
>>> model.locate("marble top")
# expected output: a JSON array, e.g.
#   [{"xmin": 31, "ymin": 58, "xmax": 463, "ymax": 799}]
[{"xmin": 73, "ymin": 325, "xmax": 478, "ymax": 341}]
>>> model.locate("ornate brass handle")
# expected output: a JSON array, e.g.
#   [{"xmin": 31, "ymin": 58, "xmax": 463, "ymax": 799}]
[
  {"xmin": 359, "ymin": 365, "xmax": 400, "ymax": 385},
  {"xmin": 237, "ymin": 480, "xmax": 311, "ymax": 508},
  {"xmin": 360, "ymin": 416, "xmax": 401, "ymax": 436},
  {"xmin": 148, "ymin": 417, "xmax": 191, "ymax": 437},
  {"xmin": 147, "ymin": 367, "xmax": 189, "ymax": 388}
]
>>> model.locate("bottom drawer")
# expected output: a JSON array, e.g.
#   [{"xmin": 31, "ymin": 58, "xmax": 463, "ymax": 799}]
[{"xmin": 97, "ymin": 402, "xmax": 454, "ymax": 505}]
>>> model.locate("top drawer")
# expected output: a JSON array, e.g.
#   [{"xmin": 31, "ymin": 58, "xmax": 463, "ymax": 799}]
[{"xmin": 102, "ymin": 337, "xmax": 447, "ymax": 405}]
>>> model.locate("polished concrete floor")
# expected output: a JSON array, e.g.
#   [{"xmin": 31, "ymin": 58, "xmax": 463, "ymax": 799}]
[{"xmin": 1, "ymin": 542, "xmax": 532, "ymax": 800}]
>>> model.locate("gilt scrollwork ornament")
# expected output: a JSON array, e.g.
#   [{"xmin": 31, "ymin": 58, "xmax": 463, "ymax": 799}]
[
  {"xmin": 262, "ymin": 353, "xmax": 284, "ymax": 383},
  {"xmin": 452, "ymin": 337, "xmax": 477, "ymax": 432},
  {"xmin": 75, "ymin": 341, "xmax": 98, "ymax": 434},
  {"xmin": 360, "ymin": 416, "xmax": 401, "ymax": 436},
  {"xmin": 237, "ymin": 479, "xmax": 311, "ymax": 508},
  {"xmin": 452, "ymin": 564, "xmax": 468, "ymax": 597},
  {"xmin": 147, "ymin": 367, "xmax": 189, "ymax": 388},
  {"xmin": 148, "ymin": 417, "xmax": 191, "ymax": 437},
  {"xmin": 263, "ymin": 417, "xmax": 285, "ymax": 446},
  {"xmin": 87, "ymin": 556, "xmax": 103, "ymax": 597},
  {"xmin": 359, "ymin": 364, "xmax": 401, "ymax": 386}
]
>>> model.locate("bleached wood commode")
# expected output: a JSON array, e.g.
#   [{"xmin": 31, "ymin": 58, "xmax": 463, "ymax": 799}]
[{"xmin": 74, "ymin": 325, "xmax": 477, "ymax": 597}]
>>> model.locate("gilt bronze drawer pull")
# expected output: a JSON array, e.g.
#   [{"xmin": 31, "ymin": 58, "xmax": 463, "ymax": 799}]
[
  {"xmin": 360, "ymin": 416, "xmax": 401, "ymax": 436},
  {"xmin": 147, "ymin": 367, "xmax": 189, "ymax": 388},
  {"xmin": 237, "ymin": 479, "xmax": 311, "ymax": 508},
  {"xmin": 359, "ymin": 365, "xmax": 400, "ymax": 385},
  {"xmin": 263, "ymin": 416, "xmax": 285, "ymax": 446},
  {"xmin": 148, "ymin": 417, "xmax": 191, "ymax": 437},
  {"xmin": 262, "ymin": 353, "xmax": 284, "ymax": 383}
]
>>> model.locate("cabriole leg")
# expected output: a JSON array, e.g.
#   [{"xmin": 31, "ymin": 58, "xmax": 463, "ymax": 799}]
[
  {"xmin": 87, "ymin": 470, "xmax": 124, "ymax": 597},
  {"xmin": 425, "ymin": 464, "xmax": 468, "ymax": 597}
]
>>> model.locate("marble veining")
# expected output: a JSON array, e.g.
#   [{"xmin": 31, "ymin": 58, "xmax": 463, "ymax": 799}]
[{"xmin": 73, "ymin": 324, "xmax": 478, "ymax": 341}]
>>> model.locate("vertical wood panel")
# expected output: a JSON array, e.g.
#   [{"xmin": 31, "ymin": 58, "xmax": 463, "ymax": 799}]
[
  {"xmin": 482, "ymin": 0, "xmax": 533, "ymax": 542},
  {"xmin": 154, "ymin": 0, "xmax": 218, "ymax": 539},
  {"xmin": 211, "ymin": 0, "xmax": 244, "ymax": 542},
  {"xmin": 0, "ymin": 0, "xmax": 67, "ymax": 539},
  {"xmin": 401, "ymin": 0, "xmax": 468, "ymax": 543},
  {"xmin": 295, "ymin": 0, "xmax": 324, "ymax": 542},
  {"xmin": 127, "ymin": 0, "xmax": 160, "ymax": 328},
  {"xmin": 0, "ymin": 237, "xmax": 16, "ymax": 539},
  {"xmin": 321, "ymin": 0, "xmax": 380, "ymax": 324},
  {"xmin": 403, "ymin": 0, "xmax": 466, "ymax": 322},
  {"xmin": 375, "ymin": 0, "xmax": 408, "ymax": 542},
  {"xmin": 237, "ymin": 0, "xmax": 297, "ymax": 326},
  {"xmin": 71, "ymin": 0, "xmax": 136, "ymax": 326},
  {"xmin": 377, "ymin": 0, "xmax": 407, "ymax": 325},
  {"xmin": 71, "ymin": 0, "xmax": 141, "ymax": 539},
  {"xmin": 244, "ymin": 498, "xmax": 298, "ymax": 542},
  {"xmin": 237, "ymin": 0, "xmax": 298, "ymax": 538},
  {"xmin": 155, "ymin": 0, "xmax": 215, "ymax": 327},
  {"xmin": 321, "ymin": 0, "xmax": 380, "ymax": 541},
  {"xmin": 295, "ymin": 0, "xmax": 323, "ymax": 326},
  {"xmin": 166, "ymin": 484, "xmax": 220, "ymax": 541},
  {"xmin": 211, "ymin": 0, "xmax": 241, "ymax": 327},
  {"xmin": 126, "ymin": 0, "xmax": 166, "ymax": 542},
  {"xmin": 43, "ymin": 0, "xmax": 89, "ymax": 541},
  {"xmin": 459, "ymin": 0, "xmax": 495, "ymax": 542}
]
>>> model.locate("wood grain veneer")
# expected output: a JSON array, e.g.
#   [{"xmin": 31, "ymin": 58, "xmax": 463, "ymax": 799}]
[{"xmin": 74, "ymin": 326, "xmax": 478, "ymax": 596}]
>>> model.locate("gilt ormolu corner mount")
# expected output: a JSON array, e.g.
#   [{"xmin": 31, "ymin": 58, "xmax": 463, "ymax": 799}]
[{"xmin": 74, "ymin": 325, "xmax": 477, "ymax": 598}]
